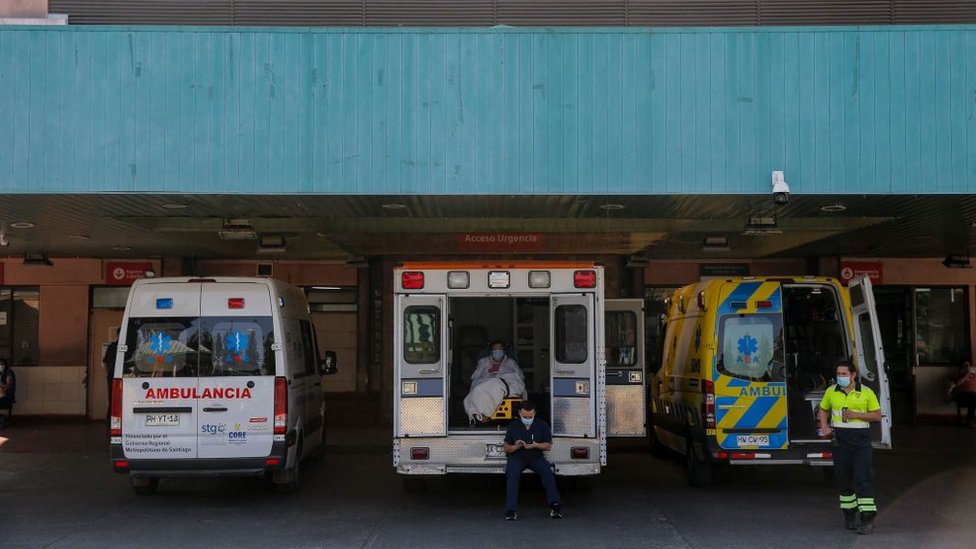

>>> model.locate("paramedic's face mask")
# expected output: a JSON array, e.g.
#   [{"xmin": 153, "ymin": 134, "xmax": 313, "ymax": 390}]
[
  {"xmin": 491, "ymin": 349, "xmax": 505, "ymax": 361},
  {"xmin": 835, "ymin": 368, "xmax": 854, "ymax": 388},
  {"xmin": 519, "ymin": 409, "xmax": 535, "ymax": 426}
]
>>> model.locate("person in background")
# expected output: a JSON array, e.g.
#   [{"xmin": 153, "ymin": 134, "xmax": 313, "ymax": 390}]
[
  {"xmin": 817, "ymin": 362, "xmax": 882, "ymax": 535},
  {"xmin": 0, "ymin": 358, "xmax": 16, "ymax": 428},
  {"xmin": 950, "ymin": 360, "xmax": 976, "ymax": 428},
  {"xmin": 102, "ymin": 328, "xmax": 120, "ymax": 420},
  {"xmin": 501, "ymin": 400, "xmax": 561, "ymax": 521}
]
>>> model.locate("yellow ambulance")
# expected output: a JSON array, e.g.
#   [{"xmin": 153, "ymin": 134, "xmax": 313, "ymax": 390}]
[{"xmin": 650, "ymin": 275, "xmax": 891, "ymax": 486}]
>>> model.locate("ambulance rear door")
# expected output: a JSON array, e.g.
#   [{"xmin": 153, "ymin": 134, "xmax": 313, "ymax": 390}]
[
  {"xmin": 121, "ymin": 282, "xmax": 202, "ymax": 460},
  {"xmin": 196, "ymin": 282, "xmax": 276, "ymax": 459},
  {"xmin": 395, "ymin": 293, "xmax": 449, "ymax": 437},
  {"xmin": 848, "ymin": 276, "xmax": 892, "ymax": 449},
  {"xmin": 550, "ymin": 294, "xmax": 596, "ymax": 438},
  {"xmin": 605, "ymin": 299, "xmax": 646, "ymax": 437}
]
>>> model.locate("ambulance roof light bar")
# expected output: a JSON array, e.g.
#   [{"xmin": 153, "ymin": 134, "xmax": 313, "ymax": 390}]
[
  {"xmin": 574, "ymin": 270, "xmax": 597, "ymax": 288},
  {"xmin": 401, "ymin": 271, "xmax": 424, "ymax": 289},
  {"xmin": 528, "ymin": 271, "xmax": 551, "ymax": 288},
  {"xmin": 447, "ymin": 271, "xmax": 470, "ymax": 289}
]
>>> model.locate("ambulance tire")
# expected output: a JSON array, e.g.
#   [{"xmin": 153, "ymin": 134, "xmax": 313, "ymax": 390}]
[
  {"xmin": 685, "ymin": 437, "xmax": 714, "ymax": 487},
  {"xmin": 649, "ymin": 425, "xmax": 672, "ymax": 459},
  {"xmin": 131, "ymin": 477, "xmax": 159, "ymax": 495},
  {"xmin": 402, "ymin": 476, "xmax": 429, "ymax": 493},
  {"xmin": 274, "ymin": 440, "xmax": 302, "ymax": 493}
]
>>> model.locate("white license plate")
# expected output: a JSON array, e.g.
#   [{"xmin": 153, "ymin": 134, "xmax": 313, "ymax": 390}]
[
  {"xmin": 736, "ymin": 434, "xmax": 769, "ymax": 446},
  {"xmin": 145, "ymin": 413, "xmax": 180, "ymax": 427},
  {"xmin": 486, "ymin": 443, "xmax": 505, "ymax": 459}
]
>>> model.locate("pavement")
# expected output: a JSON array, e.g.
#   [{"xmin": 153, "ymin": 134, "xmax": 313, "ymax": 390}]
[{"xmin": 1, "ymin": 417, "xmax": 975, "ymax": 548}]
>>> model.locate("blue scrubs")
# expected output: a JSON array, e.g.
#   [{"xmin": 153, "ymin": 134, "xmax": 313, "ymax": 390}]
[{"xmin": 504, "ymin": 418, "xmax": 561, "ymax": 512}]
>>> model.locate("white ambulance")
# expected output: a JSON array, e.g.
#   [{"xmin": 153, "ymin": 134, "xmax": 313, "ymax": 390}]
[
  {"xmin": 109, "ymin": 277, "xmax": 337, "ymax": 494},
  {"xmin": 392, "ymin": 261, "xmax": 645, "ymax": 485}
]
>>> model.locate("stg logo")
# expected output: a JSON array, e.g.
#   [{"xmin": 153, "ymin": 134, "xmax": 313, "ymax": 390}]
[{"xmin": 201, "ymin": 423, "xmax": 226, "ymax": 435}]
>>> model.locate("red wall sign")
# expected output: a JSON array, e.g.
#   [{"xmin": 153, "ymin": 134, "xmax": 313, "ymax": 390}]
[
  {"xmin": 457, "ymin": 232, "xmax": 545, "ymax": 253},
  {"xmin": 105, "ymin": 261, "xmax": 153, "ymax": 286},
  {"xmin": 839, "ymin": 261, "xmax": 883, "ymax": 286}
]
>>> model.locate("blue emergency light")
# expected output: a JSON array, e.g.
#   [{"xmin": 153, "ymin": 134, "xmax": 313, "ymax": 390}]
[{"xmin": 156, "ymin": 298, "xmax": 174, "ymax": 309}]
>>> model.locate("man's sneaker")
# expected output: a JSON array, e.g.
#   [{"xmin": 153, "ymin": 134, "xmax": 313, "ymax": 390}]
[
  {"xmin": 550, "ymin": 504, "xmax": 562, "ymax": 519},
  {"xmin": 505, "ymin": 511, "xmax": 517, "ymax": 521}
]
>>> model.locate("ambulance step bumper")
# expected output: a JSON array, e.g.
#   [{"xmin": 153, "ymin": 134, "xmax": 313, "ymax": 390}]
[{"xmin": 121, "ymin": 458, "xmax": 274, "ymax": 478}]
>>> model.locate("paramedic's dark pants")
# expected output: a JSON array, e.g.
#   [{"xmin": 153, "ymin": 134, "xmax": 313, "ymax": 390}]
[
  {"xmin": 505, "ymin": 454, "xmax": 560, "ymax": 511},
  {"xmin": 833, "ymin": 428, "xmax": 877, "ymax": 514}
]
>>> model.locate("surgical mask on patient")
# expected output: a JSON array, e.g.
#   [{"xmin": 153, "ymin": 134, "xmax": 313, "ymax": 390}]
[
  {"xmin": 520, "ymin": 417, "xmax": 534, "ymax": 427},
  {"xmin": 491, "ymin": 350, "xmax": 505, "ymax": 361},
  {"xmin": 836, "ymin": 375, "xmax": 851, "ymax": 388}
]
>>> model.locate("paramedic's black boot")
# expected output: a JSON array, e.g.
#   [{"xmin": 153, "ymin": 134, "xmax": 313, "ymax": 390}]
[
  {"xmin": 843, "ymin": 509, "xmax": 857, "ymax": 530},
  {"xmin": 505, "ymin": 510, "xmax": 517, "ymax": 521},
  {"xmin": 857, "ymin": 512, "xmax": 875, "ymax": 535},
  {"xmin": 550, "ymin": 503, "xmax": 562, "ymax": 519}
]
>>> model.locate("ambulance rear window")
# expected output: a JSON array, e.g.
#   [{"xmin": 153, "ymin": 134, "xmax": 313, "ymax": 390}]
[
  {"xmin": 717, "ymin": 314, "xmax": 785, "ymax": 382},
  {"xmin": 122, "ymin": 318, "xmax": 200, "ymax": 378},
  {"xmin": 404, "ymin": 306, "xmax": 440, "ymax": 364},
  {"xmin": 555, "ymin": 305, "xmax": 588, "ymax": 364},
  {"xmin": 198, "ymin": 316, "xmax": 275, "ymax": 376}
]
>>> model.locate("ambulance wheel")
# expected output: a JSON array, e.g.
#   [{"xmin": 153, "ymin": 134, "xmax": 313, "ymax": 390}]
[
  {"xmin": 685, "ymin": 438, "xmax": 714, "ymax": 487},
  {"xmin": 274, "ymin": 442, "xmax": 302, "ymax": 493},
  {"xmin": 131, "ymin": 477, "xmax": 159, "ymax": 495},
  {"xmin": 820, "ymin": 466, "xmax": 835, "ymax": 485},
  {"xmin": 649, "ymin": 426, "xmax": 671, "ymax": 459},
  {"xmin": 401, "ymin": 476, "xmax": 429, "ymax": 493}
]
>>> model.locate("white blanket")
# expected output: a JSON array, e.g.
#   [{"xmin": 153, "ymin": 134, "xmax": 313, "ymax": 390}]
[{"xmin": 463, "ymin": 372, "xmax": 526, "ymax": 422}]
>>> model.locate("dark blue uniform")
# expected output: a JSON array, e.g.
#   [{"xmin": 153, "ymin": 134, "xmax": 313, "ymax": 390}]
[{"xmin": 504, "ymin": 418, "xmax": 561, "ymax": 512}]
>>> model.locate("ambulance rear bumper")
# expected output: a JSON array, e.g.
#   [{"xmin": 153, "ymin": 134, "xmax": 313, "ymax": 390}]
[{"xmin": 110, "ymin": 441, "xmax": 289, "ymax": 477}]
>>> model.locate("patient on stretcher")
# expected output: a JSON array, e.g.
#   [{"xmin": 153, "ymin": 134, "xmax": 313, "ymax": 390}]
[{"xmin": 464, "ymin": 340, "xmax": 526, "ymax": 424}]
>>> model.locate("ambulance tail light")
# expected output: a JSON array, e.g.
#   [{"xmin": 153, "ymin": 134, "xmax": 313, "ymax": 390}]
[
  {"xmin": 701, "ymin": 380, "xmax": 716, "ymax": 430},
  {"xmin": 265, "ymin": 458, "xmax": 282, "ymax": 467},
  {"xmin": 228, "ymin": 297, "xmax": 245, "ymax": 309},
  {"xmin": 113, "ymin": 460, "xmax": 130, "ymax": 472},
  {"xmin": 574, "ymin": 270, "xmax": 597, "ymax": 288},
  {"xmin": 410, "ymin": 447, "xmax": 430, "ymax": 460},
  {"xmin": 729, "ymin": 452, "xmax": 756, "ymax": 460},
  {"xmin": 110, "ymin": 379, "xmax": 123, "ymax": 436},
  {"xmin": 756, "ymin": 300, "xmax": 773, "ymax": 309},
  {"xmin": 401, "ymin": 271, "xmax": 425, "ymax": 289},
  {"xmin": 571, "ymin": 447, "xmax": 589, "ymax": 459},
  {"xmin": 274, "ymin": 376, "xmax": 287, "ymax": 435}
]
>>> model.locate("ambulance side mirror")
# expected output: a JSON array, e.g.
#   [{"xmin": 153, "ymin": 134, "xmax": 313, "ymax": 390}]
[{"xmin": 320, "ymin": 351, "xmax": 338, "ymax": 376}]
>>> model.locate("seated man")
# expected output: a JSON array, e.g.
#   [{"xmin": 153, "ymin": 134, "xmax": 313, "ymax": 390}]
[
  {"xmin": 502, "ymin": 401, "xmax": 561, "ymax": 520},
  {"xmin": 0, "ymin": 358, "xmax": 15, "ymax": 427},
  {"xmin": 464, "ymin": 341, "xmax": 526, "ymax": 422}
]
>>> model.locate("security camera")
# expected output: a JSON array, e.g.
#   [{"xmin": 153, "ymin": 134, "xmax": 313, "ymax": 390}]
[{"xmin": 771, "ymin": 170, "xmax": 790, "ymax": 206}]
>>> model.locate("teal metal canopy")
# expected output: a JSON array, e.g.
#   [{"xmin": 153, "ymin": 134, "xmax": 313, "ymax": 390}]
[{"xmin": 1, "ymin": 25, "xmax": 974, "ymax": 194}]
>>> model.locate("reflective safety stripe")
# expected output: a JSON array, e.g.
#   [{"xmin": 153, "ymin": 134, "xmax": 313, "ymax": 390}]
[
  {"xmin": 839, "ymin": 494, "xmax": 858, "ymax": 510},
  {"xmin": 857, "ymin": 497, "xmax": 878, "ymax": 512}
]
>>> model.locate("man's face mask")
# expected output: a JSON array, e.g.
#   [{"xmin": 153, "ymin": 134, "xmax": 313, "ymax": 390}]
[
  {"xmin": 491, "ymin": 349, "xmax": 505, "ymax": 361},
  {"xmin": 836, "ymin": 375, "xmax": 852, "ymax": 388},
  {"xmin": 520, "ymin": 416, "xmax": 534, "ymax": 427}
]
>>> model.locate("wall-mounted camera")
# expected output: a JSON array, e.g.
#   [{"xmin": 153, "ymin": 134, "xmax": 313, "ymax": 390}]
[{"xmin": 771, "ymin": 170, "xmax": 790, "ymax": 206}]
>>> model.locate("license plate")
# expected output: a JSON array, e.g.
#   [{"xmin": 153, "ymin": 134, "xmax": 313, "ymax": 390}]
[
  {"xmin": 736, "ymin": 434, "xmax": 769, "ymax": 446},
  {"xmin": 145, "ymin": 413, "xmax": 180, "ymax": 427},
  {"xmin": 485, "ymin": 443, "xmax": 505, "ymax": 459}
]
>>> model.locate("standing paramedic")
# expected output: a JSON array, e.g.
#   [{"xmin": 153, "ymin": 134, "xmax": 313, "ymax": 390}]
[
  {"xmin": 501, "ymin": 401, "xmax": 561, "ymax": 521},
  {"xmin": 817, "ymin": 362, "xmax": 882, "ymax": 535}
]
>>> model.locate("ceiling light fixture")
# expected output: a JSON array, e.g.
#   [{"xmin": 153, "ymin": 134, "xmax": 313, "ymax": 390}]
[
  {"xmin": 218, "ymin": 218, "xmax": 258, "ymax": 240},
  {"xmin": 702, "ymin": 236, "xmax": 730, "ymax": 252},
  {"xmin": 819, "ymin": 203, "xmax": 847, "ymax": 213},
  {"xmin": 112, "ymin": 245, "xmax": 131, "ymax": 251},
  {"xmin": 10, "ymin": 221, "xmax": 35, "ymax": 229},
  {"xmin": 599, "ymin": 203, "xmax": 625, "ymax": 211},
  {"xmin": 160, "ymin": 202, "xmax": 188, "ymax": 210},
  {"xmin": 67, "ymin": 234, "xmax": 91, "ymax": 240},
  {"xmin": 381, "ymin": 203, "xmax": 407, "ymax": 210},
  {"xmin": 257, "ymin": 235, "xmax": 287, "ymax": 254}
]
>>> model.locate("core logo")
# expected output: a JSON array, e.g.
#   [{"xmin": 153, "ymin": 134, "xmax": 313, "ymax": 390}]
[{"xmin": 228, "ymin": 422, "xmax": 247, "ymax": 444}]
